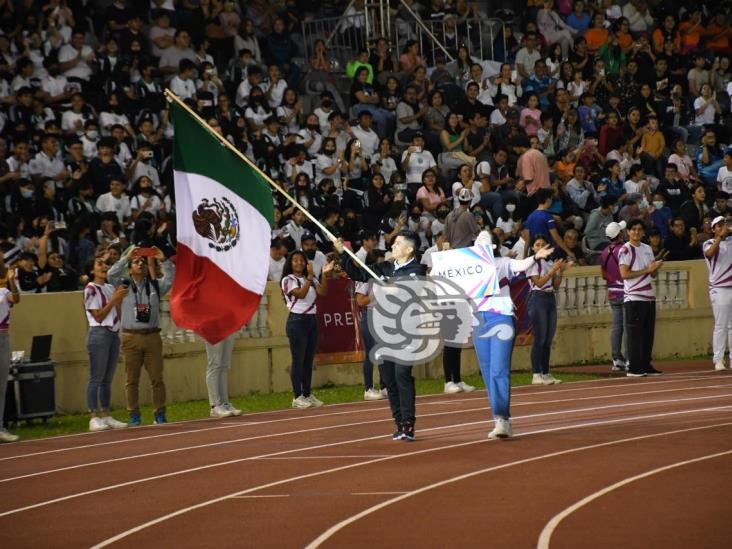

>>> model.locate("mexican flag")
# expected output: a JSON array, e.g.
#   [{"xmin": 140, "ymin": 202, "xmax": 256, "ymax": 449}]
[{"xmin": 170, "ymin": 101, "xmax": 274, "ymax": 344}]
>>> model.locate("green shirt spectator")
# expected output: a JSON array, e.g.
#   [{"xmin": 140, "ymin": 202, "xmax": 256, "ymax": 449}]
[{"xmin": 346, "ymin": 50, "xmax": 374, "ymax": 83}]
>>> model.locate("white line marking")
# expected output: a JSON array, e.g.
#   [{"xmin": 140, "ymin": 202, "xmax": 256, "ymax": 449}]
[
  {"xmin": 3, "ymin": 388, "xmax": 730, "ymax": 484},
  {"xmin": 230, "ymin": 495, "xmax": 290, "ymax": 499},
  {"xmin": 536, "ymin": 450, "xmax": 732, "ymax": 549},
  {"xmin": 305, "ymin": 422, "xmax": 732, "ymax": 548},
  {"xmin": 352, "ymin": 492, "xmax": 407, "ymax": 496},
  {"xmin": 259, "ymin": 456, "xmax": 390, "ymax": 460},
  {"xmin": 93, "ymin": 409, "xmax": 732, "ymax": 549},
  {"xmin": 3, "ymin": 369, "xmax": 718, "ymax": 454}
]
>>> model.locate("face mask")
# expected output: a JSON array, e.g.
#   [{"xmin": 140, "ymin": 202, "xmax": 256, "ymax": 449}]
[
  {"xmin": 304, "ymin": 249, "xmax": 316, "ymax": 260},
  {"xmin": 324, "ymin": 148, "xmax": 336, "ymax": 155},
  {"xmin": 307, "ymin": 124, "xmax": 319, "ymax": 131},
  {"xmin": 410, "ymin": 214, "xmax": 421, "ymax": 221},
  {"xmin": 86, "ymin": 130, "xmax": 98, "ymax": 140},
  {"xmin": 437, "ymin": 209, "xmax": 448, "ymax": 219},
  {"xmin": 140, "ymin": 187, "xmax": 152, "ymax": 194},
  {"xmin": 321, "ymin": 99, "xmax": 332, "ymax": 108},
  {"xmin": 653, "ymin": 201, "xmax": 664, "ymax": 210},
  {"xmin": 506, "ymin": 204, "xmax": 516, "ymax": 213},
  {"xmin": 21, "ymin": 188, "xmax": 34, "ymax": 199}
]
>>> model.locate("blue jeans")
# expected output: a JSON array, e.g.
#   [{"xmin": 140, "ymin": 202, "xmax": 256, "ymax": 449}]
[
  {"xmin": 473, "ymin": 312, "xmax": 514, "ymax": 419},
  {"xmin": 609, "ymin": 299, "xmax": 628, "ymax": 362},
  {"xmin": 479, "ymin": 191, "xmax": 505, "ymax": 220},
  {"xmin": 86, "ymin": 327, "xmax": 120, "ymax": 412},
  {"xmin": 528, "ymin": 291, "xmax": 557, "ymax": 375},
  {"xmin": 286, "ymin": 313, "xmax": 318, "ymax": 398}
]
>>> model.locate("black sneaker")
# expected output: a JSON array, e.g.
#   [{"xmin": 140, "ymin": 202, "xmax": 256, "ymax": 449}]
[
  {"xmin": 645, "ymin": 366, "xmax": 663, "ymax": 376},
  {"xmin": 402, "ymin": 422, "xmax": 415, "ymax": 442},
  {"xmin": 392, "ymin": 424, "xmax": 404, "ymax": 440}
]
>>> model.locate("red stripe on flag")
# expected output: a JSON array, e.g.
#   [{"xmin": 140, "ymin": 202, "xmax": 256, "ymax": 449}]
[{"xmin": 170, "ymin": 243, "xmax": 262, "ymax": 344}]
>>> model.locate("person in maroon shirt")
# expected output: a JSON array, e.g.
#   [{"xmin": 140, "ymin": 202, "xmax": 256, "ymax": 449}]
[{"xmin": 598, "ymin": 111, "xmax": 624, "ymax": 156}]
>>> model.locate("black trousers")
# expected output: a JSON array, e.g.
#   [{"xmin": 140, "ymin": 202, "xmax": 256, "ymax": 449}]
[
  {"xmin": 380, "ymin": 361, "xmax": 416, "ymax": 426},
  {"xmin": 624, "ymin": 301, "xmax": 656, "ymax": 374},
  {"xmin": 443, "ymin": 346, "xmax": 462, "ymax": 383}
]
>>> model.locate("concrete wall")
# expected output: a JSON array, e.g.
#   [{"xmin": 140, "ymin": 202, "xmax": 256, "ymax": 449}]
[{"xmin": 10, "ymin": 260, "xmax": 713, "ymax": 414}]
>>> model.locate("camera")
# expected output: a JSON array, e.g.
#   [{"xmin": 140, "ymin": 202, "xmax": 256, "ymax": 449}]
[
  {"xmin": 135, "ymin": 304, "xmax": 151, "ymax": 324},
  {"xmin": 143, "ymin": 150, "xmax": 154, "ymax": 159}
]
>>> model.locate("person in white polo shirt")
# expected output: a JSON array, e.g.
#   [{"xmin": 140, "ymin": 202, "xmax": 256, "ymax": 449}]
[
  {"xmin": 618, "ymin": 219, "xmax": 665, "ymax": 377},
  {"xmin": 281, "ymin": 250, "xmax": 335, "ymax": 409},
  {"xmin": 703, "ymin": 216, "xmax": 732, "ymax": 371},
  {"xmin": 0, "ymin": 269, "xmax": 21, "ymax": 443}
]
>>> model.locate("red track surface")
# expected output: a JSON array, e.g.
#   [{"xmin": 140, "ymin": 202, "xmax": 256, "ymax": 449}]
[{"xmin": 1, "ymin": 361, "xmax": 730, "ymax": 548}]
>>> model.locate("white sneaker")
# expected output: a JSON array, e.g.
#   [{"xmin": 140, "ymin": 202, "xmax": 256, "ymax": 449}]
[
  {"xmin": 210, "ymin": 405, "xmax": 234, "ymax": 418},
  {"xmin": 292, "ymin": 396, "xmax": 312, "ymax": 409},
  {"xmin": 488, "ymin": 417, "xmax": 512, "ymax": 439},
  {"xmin": 543, "ymin": 374, "xmax": 562, "ymax": 384},
  {"xmin": 0, "ymin": 429, "xmax": 19, "ymax": 443},
  {"xmin": 89, "ymin": 417, "xmax": 111, "ymax": 432},
  {"xmin": 223, "ymin": 403, "xmax": 242, "ymax": 416},
  {"xmin": 444, "ymin": 381, "xmax": 462, "ymax": 394},
  {"xmin": 102, "ymin": 416, "xmax": 128, "ymax": 429},
  {"xmin": 380, "ymin": 388, "xmax": 388, "ymax": 397},
  {"xmin": 307, "ymin": 394, "xmax": 324, "ymax": 407},
  {"xmin": 457, "ymin": 381, "xmax": 476, "ymax": 392},
  {"xmin": 532, "ymin": 373, "xmax": 546, "ymax": 385},
  {"xmin": 714, "ymin": 360, "xmax": 726, "ymax": 371},
  {"xmin": 364, "ymin": 388, "xmax": 385, "ymax": 401}
]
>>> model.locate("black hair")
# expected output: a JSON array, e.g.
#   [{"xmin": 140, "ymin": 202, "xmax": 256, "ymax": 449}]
[
  {"xmin": 626, "ymin": 219, "xmax": 646, "ymax": 231},
  {"xmin": 281, "ymin": 250, "xmax": 309, "ymax": 281}
]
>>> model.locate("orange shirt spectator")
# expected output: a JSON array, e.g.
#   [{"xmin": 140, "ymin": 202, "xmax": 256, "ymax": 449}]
[
  {"xmin": 679, "ymin": 11, "xmax": 704, "ymax": 53},
  {"xmin": 617, "ymin": 29, "xmax": 634, "ymax": 54},
  {"xmin": 704, "ymin": 16, "xmax": 732, "ymax": 53}
]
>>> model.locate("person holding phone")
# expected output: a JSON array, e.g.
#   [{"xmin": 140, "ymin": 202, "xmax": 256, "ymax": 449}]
[
  {"xmin": 84, "ymin": 252, "xmax": 128, "ymax": 432},
  {"xmin": 108, "ymin": 246, "xmax": 175, "ymax": 425},
  {"xmin": 703, "ymin": 216, "xmax": 732, "ymax": 371}
]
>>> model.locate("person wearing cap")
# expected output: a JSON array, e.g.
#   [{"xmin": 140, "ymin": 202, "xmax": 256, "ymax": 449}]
[
  {"xmin": 336, "ymin": 230, "xmax": 426, "ymax": 441},
  {"xmin": 703, "ymin": 216, "xmax": 732, "ymax": 371},
  {"xmin": 601, "ymin": 220, "xmax": 629, "ymax": 372},
  {"xmin": 618, "ymin": 219, "xmax": 665, "ymax": 377},
  {"xmin": 440, "ymin": 188, "xmax": 479, "ymax": 395}
]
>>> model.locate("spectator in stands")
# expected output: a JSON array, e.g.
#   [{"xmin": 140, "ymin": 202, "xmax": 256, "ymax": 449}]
[
  {"xmin": 601, "ymin": 221, "xmax": 629, "ymax": 372},
  {"xmin": 159, "ymin": 30, "xmax": 196, "ymax": 79},
  {"xmin": 665, "ymin": 217, "xmax": 698, "ymax": 261},
  {"xmin": 585, "ymin": 195, "xmax": 616, "ymax": 250},
  {"xmin": 650, "ymin": 193, "xmax": 673, "ymax": 239},
  {"xmin": 0, "ymin": 267, "xmax": 20, "ymax": 442},
  {"xmin": 108, "ymin": 246, "xmax": 174, "ymax": 425},
  {"xmin": 566, "ymin": 1, "xmax": 590, "ymax": 35},
  {"xmin": 527, "ymin": 233, "xmax": 571, "ymax": 385},
  {"xmin": 697, "ymin": 129, "xmax": 725, "ymax": 186},
  {"xmin": 680, "ymin": 184, "xmax": 709, "ymax": 238},
  {"xmin": 711, "ymin": 191, "xmax": 731, "ymax": 219}
]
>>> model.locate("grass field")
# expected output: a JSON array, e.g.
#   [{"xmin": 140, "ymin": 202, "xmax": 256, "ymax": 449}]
[{"xmin": 6, "ymin": 371, "xmax": 602, "ymax": 441}]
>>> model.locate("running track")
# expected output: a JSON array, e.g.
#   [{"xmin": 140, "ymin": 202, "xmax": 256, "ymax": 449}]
[{"xmin": 0, "ymin": 361, "xmax": 730, "ymax": 548}]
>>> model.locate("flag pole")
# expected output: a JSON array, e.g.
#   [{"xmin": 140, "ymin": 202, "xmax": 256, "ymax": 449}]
[{"xmin": 164, "ymin": 89, "xmax": 382, "ymax": 282}]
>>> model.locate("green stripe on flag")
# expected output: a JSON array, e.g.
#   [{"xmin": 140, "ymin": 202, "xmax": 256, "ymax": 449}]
[{"xmin": 171, "ymin": 101, "xmax": 274, "ymax": 226}]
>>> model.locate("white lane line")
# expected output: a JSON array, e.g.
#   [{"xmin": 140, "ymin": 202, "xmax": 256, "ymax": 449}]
[
  {"xmin": 94, "ymin": 409, "xmax": 732, "ymax": 549},
  {"xmin": 2, "ymin": 368, "xmax": 717, "ymax": 453},
  {"xmin": 536, "ymin": 450, "xmax": 732, "ymax": 549},
  {"xmin": 259, "ymin": 456, "xmax": 390, "ymax": 460},
  {"xmin": 304, "ymin": 421, "xmax": 732, "ymax": 549},
  {"xmin": 352, "ymin": 492, "xmax": 406, "ymax": 496},
  {"xmin": 230, "ymin": 495, "xmax": 289, "ymax": 499},
  {"xmin": 3, "ymin": 387, "xmax": 731, "ymax": 484}
]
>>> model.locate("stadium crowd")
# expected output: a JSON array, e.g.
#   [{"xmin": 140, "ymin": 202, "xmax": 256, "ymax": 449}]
[{"xmin": 0, "ymin": 0, "xmax": 731, "ymax": 294}]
